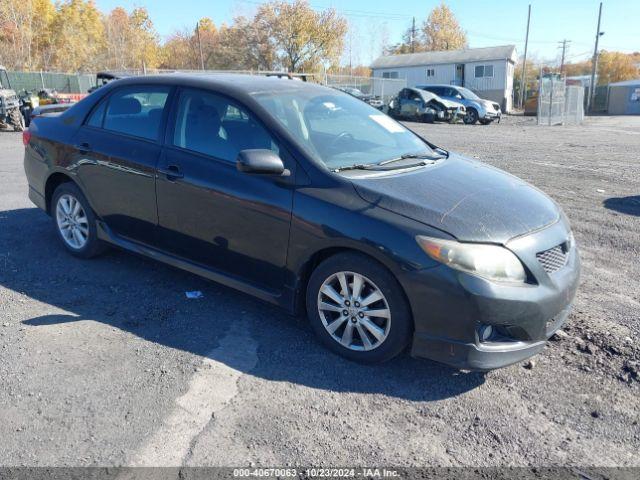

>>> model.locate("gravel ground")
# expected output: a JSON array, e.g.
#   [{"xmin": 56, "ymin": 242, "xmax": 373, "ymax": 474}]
[{"xmin": 0, "ymin": 115, "xmax": 639, "ymax": 470}]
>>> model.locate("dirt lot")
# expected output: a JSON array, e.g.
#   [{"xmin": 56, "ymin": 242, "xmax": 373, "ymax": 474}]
[{"xmin": 0, "ymin": 116, "xmax": 639, "ymax": 470}]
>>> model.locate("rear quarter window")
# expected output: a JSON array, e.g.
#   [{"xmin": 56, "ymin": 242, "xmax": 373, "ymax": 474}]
[{"xmin": 97, "ymin": 86, "xmax": 171, "ymax": 141}]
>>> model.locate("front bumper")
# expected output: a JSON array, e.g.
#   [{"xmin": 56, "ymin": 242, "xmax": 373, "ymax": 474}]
[
  {"xmin": 402, "ymin": 219, "xmax": 580, "ymax": 370},
  {"xmin": 483, "ymin": 111, "xmax": 501, "ymax": 122}
]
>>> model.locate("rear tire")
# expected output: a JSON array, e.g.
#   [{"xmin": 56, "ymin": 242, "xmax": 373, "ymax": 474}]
[
  {"xmin": 306, "ymin": 252, "xmax": 412, "ymax": 364},
  {"xmin": 52, "ymin": 182, "xmax": 106, "ymax": 259}
]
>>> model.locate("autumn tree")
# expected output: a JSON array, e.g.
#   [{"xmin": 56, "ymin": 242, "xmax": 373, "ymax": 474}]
[
  {"xmin": 256, "ymin": 0, "xmax": 347, "ymax": 72},
  {"xmin": 386, "ymin": 2, "xmax": 466, "ymax": 55},
  {"xmin": 422, "ymin": 2, "xmax": 467, "ymax": 51},
  {"xmin": 0, "ymin": 0, "xmax": 56, "ymax": 70},
  {"xmin": 102, "ymin": 7, "xmax": 162, "ymax": 71},
  {"xmin": 50, "ymin": 0, "xmax": 105, "ymax": 72},
  {"xmin": 597, "ymin": 50, "xmax": 639, "ymax": 85}
]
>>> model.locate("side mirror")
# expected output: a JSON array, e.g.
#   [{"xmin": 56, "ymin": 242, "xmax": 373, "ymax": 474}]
[{"xmin": 236, "ymin": 149, "xmax": 288, "ymax": 176}]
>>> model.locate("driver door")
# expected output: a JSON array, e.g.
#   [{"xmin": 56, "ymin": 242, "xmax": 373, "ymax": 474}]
[{"xmin": 155, "ymin": 88, "xmax": 295, "ymax": 293}]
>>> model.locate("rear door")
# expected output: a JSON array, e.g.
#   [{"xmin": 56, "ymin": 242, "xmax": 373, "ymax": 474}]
[
  {"xmin": 72, "ymin": 85, "xmax": 172, "ymax": 244},
  {"xmin": 155, "ymin": 87, "xmax": 295, "ymax": 292}
]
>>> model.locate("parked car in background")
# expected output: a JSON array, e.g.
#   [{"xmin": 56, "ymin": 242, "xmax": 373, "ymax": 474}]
[
  {"xmin": 334, "ymin": 86, "xmax": 384, "ymax": 109},
  {"xmin": 388, "ymin": 87, "xmax": 465, "ymax": 123},
  {"xmin": 417, "ymin": 84, "xmax": 501, "ymax": 125},
  {"xmin": 0, "ymin": 65, "xmax": 25, "ymax": 131},
  {"xmin": 23, "ymin": 74, "xmax": 580, "ymax": 370},
  {"xmin": 88, "ymin": 71, "xmax": 129, "ymax": 93}
]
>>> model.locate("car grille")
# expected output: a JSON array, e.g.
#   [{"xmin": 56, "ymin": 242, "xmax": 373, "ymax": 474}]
[{"xmin": 536, "ymin": 244, "xmax": 568, "ymax": 274}]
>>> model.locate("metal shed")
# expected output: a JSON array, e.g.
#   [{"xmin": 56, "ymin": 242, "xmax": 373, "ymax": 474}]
[
  {"xmin": 607, "ymin": 79, "xmax": 640, "ymax": 115},
  {"xmin": 370, "ymin": 45, "xmax": 517, "ymax": 112}
]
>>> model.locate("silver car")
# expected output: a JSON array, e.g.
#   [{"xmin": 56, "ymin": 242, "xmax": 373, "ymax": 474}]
[{"xmin": 417, "ymin": 84, "xmax": 502, "ymax": 125}]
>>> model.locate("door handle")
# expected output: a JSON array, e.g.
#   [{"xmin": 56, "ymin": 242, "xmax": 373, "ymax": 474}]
[
  {"xmin": 159, "ymin": 165, "xmax": 184, "ymax": 180},
  {"xmin": 75, "ymin": 142, "xmax": 92, "ymax": 153}
]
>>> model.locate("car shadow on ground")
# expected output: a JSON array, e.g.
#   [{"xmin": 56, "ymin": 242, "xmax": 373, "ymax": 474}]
[
  {"xmin": 603, "ymin": 196, "xmax": 640, "ymax": 216},
  {"xmin": 1, "ymin": 207, "xmax": 485, "ymax": 402}
]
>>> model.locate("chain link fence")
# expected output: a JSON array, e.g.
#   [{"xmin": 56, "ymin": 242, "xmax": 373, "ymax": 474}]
[
  {"xmin": 5, "ymin": 69, "xmax": 405, "ymax": 105},
  {"xmin": 538, "ymin": 76, "xmax": 584, "ymax": 125},
  {"xmin": 322, "ymin": 74, "xmax": 406, "ymax": 103}
]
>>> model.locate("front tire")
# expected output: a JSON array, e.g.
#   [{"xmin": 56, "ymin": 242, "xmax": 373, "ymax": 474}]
[
  {"xmin": 306, "ymin": 253, "xmax": 412, "ymax": 363},
  {"xmin": 52, "ymin": 182, "xmax": 106, "ymax": 258},
  {"xmin": 463, "ymin": 108, "xmax": 479, "ymax": 125}
]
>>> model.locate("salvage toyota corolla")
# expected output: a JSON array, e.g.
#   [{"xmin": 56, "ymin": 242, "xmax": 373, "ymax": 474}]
[{"xmin": 23, "ymin": 74, "xmax": 580, "ymax": 369}]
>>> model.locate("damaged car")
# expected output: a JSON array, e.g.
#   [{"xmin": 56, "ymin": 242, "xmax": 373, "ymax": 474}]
[
  {"xmin": 417, "ymin": 84, "xmax": 502, "ymax": 125},
  {"xmin": 388, "ymin": 87, "xmax": 465, "ymax": 123}
]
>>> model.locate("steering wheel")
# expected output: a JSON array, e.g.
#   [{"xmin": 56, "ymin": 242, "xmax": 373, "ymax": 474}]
[{"xmin": 328, "ymin": 131, "xmax": 355, "ymax": 149}]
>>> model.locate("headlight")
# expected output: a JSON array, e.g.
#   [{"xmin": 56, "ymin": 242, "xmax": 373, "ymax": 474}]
[{"xmin": 416, "ymin": 236, "xmax": 527, "ymax": 284}]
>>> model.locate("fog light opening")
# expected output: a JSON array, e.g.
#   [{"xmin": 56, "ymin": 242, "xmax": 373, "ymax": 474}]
[{"xmin": 479, "ymin": 325, "xmax": 494, "ymax": 342}]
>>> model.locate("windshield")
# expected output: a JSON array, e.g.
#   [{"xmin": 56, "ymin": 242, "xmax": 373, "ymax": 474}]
[
  {"xmin": 0, "ymin": 70, "xmax": 9, "ymax": 90},
  {"xmin": 252, "ymin": 88, "xmax": 435, "ymax": 170},
  {"xmin": 457, "ymin": 87, "xmax": 480, "ymax": 101}
]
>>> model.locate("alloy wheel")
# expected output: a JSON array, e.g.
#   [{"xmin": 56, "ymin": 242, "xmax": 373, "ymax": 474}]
[
  {"xmin": 55, "ymin": 194, "xmax": 89, "ymax": 250},
  {"xmin": 317, "ymin": 271, "xmax": 391, "ymax": 351}
]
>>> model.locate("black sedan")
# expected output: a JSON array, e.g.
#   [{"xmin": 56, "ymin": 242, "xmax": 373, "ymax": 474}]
[{"xmin": 23, "ymin": 74, "xmax": 580, "ymax": 369}]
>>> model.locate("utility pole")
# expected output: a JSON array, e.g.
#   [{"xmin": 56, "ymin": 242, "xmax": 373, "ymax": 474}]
[
  {"xmin": 411, "ymin": 17, "xmax": 416, "ymax": 53},
  {"xmin": 519, "ymin": 4, "xmax": 531, "ymax": 109},
  {"xmin": 588, "ymin": 2, "xmax": 604, "ymax": 113},
  {"xmin": 196, "ymin": 21, "xmax": 205, "ymax": 71},
  {"xmin": 558, "ymin": 39, "xmax": 571, "ymax": 74}
]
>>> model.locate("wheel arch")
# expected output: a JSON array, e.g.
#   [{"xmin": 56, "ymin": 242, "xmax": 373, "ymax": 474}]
[
  {"xmin": 293, "ymin": 246, "xmax": 413, "ymax": 325},
  {"xmin": 44, "ymin": 172, "xmax": 75, "ymax": 215}
]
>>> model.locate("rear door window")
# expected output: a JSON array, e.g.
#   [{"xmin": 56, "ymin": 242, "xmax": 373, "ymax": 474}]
[{"xmin": 101, "ymin": 86, "xmax": 170, "ymax": 141}]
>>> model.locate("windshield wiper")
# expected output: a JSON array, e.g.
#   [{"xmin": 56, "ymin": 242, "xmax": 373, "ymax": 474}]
[
  {"xmin": 334, "ymin": 160, "xmax": 436, "ymax": 172},
  {"xmin": 333, "ymin": 151, "xmax": 447, "ymax": 173},
  {"xmin": 332, "ymin": 164, "xmax": 377, "ymax": 172},
  {"xmin": 377, "ymin": 152, "xmax": 446, "ymax": 166}
]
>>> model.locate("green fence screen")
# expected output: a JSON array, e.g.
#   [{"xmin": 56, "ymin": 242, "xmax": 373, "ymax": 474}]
[{"xmin": 6, "ymin": 71, "xmax": 96, "ymax": 93}]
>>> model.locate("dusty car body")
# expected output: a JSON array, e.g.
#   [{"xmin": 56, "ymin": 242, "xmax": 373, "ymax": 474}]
[
  {"xmin": 417, "ymin": 84, "xmax": 502, "ymax": 125},
  {"xmin": 0, "ymin": 66, "xmax": 25, "ymax": 131},
  {"xmin": 388, "ymin": 87, "xmax": 465, "ymax": 123},
  {"xmin": 23, "ymin": 74, "xmax": 580, "ymax": 370}
]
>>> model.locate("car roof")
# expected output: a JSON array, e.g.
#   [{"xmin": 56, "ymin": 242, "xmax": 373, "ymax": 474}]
[
  {"xmin": 417, "ymin": 84, "xmax": 462, "ymax": 89},
  {"xmin": 404, "ymin": 87, "xmax": 440, "ymax": 101},
  {"xmin": 111, "ymin": 73, "xmax": 330, "ymax": 97}
]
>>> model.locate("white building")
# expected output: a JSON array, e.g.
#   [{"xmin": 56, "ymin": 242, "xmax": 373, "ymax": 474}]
[{"xmin": 371, "ymin": 45, "xmax": 518, "ymax": 112}]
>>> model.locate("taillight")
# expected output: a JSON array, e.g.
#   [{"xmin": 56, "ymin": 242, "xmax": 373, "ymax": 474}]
[{"xmin": 22, "ymin": 129, "xmax": 31, "ymax": 146}]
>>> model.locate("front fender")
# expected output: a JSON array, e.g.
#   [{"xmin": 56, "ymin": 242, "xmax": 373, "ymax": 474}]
[{"xmin": 469, "ymin": 101, "xmax": 486, "ymax": 116}]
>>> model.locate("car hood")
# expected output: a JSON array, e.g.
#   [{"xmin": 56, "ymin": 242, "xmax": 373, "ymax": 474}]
[
  {"xmin": 349, "ymin": 154, "xmax": 560, "ymax": 243},
  {"xmin": 438, "ymin": 98, "xmax": 464, "ymax": 109},
  {"xmin": 479, "ymin": 98, "xmax": 500, "ymax": 111}
]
